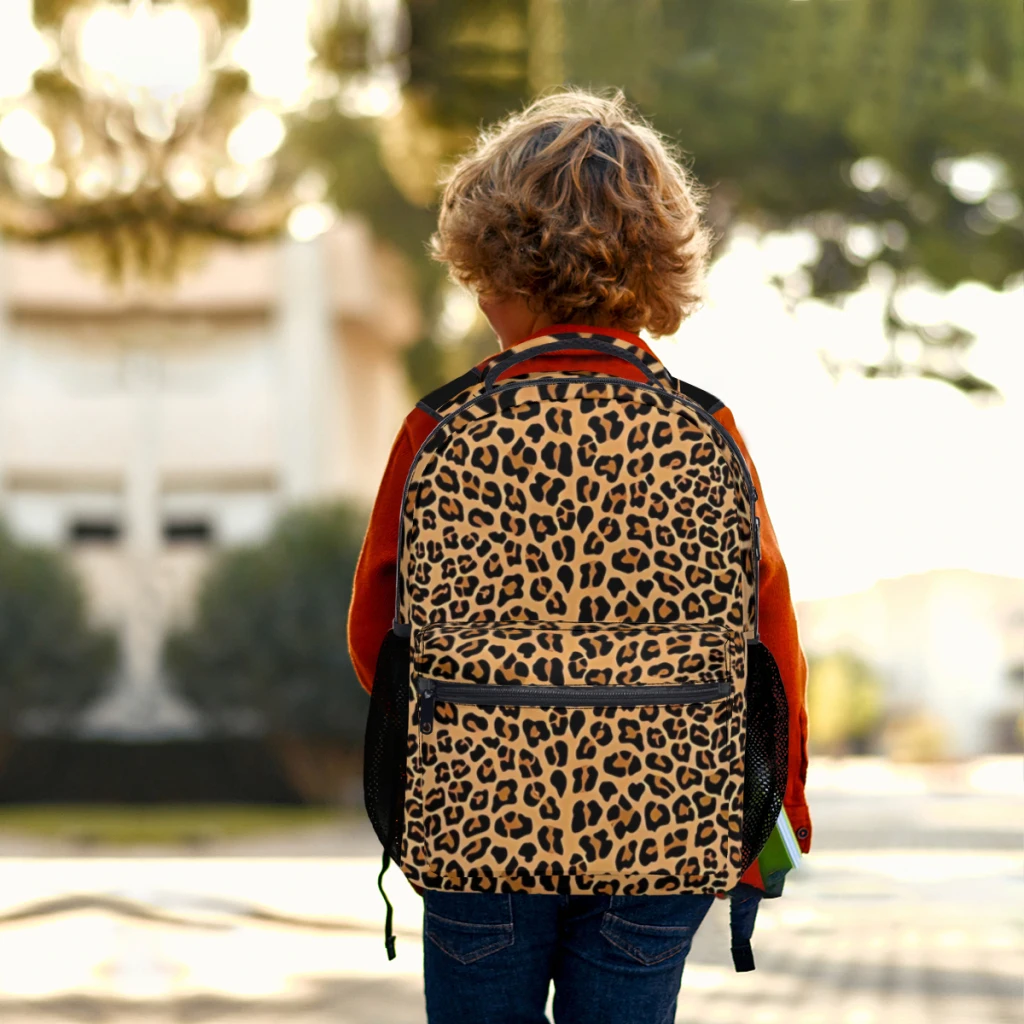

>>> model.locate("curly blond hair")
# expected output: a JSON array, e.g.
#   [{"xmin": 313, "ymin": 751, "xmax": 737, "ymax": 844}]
[{"xmin": 431, "ymin": 89, "xmax": 711, "ymax": 337}]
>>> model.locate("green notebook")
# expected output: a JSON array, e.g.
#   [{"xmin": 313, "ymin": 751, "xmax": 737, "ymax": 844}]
[{"xmin": 757, "ymin": 807, "xmax": 802, "ymax": 896}]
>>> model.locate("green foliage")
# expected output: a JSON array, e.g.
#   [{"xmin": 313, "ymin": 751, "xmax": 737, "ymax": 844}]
[
  {"xmin": 0, "ymin": 804, "xmax": 337, "ymax": 847},
  {"xmin": 31, "ymin": 0, "xmax": 72, "ymax": 28},
  {"xmin": 403, "ymin": 0, "xmax": 533, "ymax": 130},
  {"xmin": 569, "ymin": 0, "xmax": 1023, "ymax": 395},
  {"xmin": 286, "ymin": 114, "xmax": 444, "ymax": 301},
  {"xmin": 302, "ymin": 0, "xmax": 1022, "ymax": 397},
  {"xmin": 22, "ymin": 1, "xmax": 1021, "ymax": 392},
  {"xmin": 0, "ymin": 525, "xmax": 117, "ymax": 732},
  {"xmin": 807, "ymin": 650, "xmax": 885, "ymax": 755},
  {"xmin": 564, "ymin": 0, "xmax": 1023, "ymax": 294},
  {"xmin": 165, "ymin": 504, "xmax": 369, "ymax": 742}
]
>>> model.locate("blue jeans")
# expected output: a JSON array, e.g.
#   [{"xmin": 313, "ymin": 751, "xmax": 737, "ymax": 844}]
[{"xmin": 422, "ymin": 891, "xmax": 715, "ymax": 1024}]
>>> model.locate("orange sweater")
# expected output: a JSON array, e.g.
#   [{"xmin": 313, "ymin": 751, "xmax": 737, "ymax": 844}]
[{"xmin": 348, "ymin": 326, "xmax": 812, "ymax": 864}]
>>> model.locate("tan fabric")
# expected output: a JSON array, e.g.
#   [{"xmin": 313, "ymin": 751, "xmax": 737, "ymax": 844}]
[
  {"xmin": 405, "ymin": 622, "xmax": 745, "ymax": 894},
  {"xmin": 397, "ymin": 362, "xmax": 756, "ymax": 895},
  {"xmin": 417, "ymin": 622, "xmax": 735, "ymax": 688}
]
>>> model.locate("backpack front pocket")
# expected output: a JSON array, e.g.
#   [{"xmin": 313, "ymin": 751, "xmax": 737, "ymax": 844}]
[{"xmin": 406, "ymin": 622, "xmax": 746, "ymax": 895}]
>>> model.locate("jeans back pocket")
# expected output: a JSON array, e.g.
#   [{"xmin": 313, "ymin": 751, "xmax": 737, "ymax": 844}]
[
  {"xmin": 600, "ymin": 894, "xmax": 713, "ymax": 967},
  {"xmin": 424, "ymin": 892, "xmax": 514, "ymax": 965}
]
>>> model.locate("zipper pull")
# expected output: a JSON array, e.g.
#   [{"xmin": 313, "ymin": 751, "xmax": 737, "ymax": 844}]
[{"xmin": 416, "ymin": 678, "xmax": 436, "ymax": 734}]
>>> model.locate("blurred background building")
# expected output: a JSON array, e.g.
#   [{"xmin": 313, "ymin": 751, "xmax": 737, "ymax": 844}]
[{"xmin": 0, "ymin": 225, "xmax": 418, "ymax": 735}]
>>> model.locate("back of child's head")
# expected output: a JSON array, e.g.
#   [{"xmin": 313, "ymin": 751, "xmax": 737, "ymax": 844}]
[{"xmin": 432, "ymin": 88, "xmax": 711, "ymax": 337}]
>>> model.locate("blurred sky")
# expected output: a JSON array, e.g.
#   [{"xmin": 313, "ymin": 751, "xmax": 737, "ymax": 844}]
[{"xmin": 654, "ymin": 230, "xmax": 1023, "ymax": 602}]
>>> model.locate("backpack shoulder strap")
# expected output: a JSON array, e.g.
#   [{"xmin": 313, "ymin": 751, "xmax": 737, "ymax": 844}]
[
  {"xmin": 414, "ymin": 345, "xmax": 725, "ymax": 419},
  {"xmin": 415, "ymin": 367, "xmax": 484, "ymax": 421},
  {"xmin": 674, "ymin": 379, "xmax": 724, "ymax": 415}
]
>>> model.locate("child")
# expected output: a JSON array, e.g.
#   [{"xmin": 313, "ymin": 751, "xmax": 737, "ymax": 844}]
[{"xmin": 349, "ymin": 89, "xmax": 810, "ymax": 1024}]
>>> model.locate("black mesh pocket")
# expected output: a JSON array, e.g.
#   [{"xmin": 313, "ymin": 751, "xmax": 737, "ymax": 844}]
[
  {"xmin": 740, "ymin": 640, "xmax": 789, "ymax": 873},
  {"xmin": 363, "ymin": 629, "xmax": 410, "ymax": 862}
]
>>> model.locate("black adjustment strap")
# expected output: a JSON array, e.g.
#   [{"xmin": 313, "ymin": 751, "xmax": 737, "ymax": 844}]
[
  {"xmin": 378, "ymin": 847, "xmax": 396, "ymax": 960},
  {"xmin": 731, "ymin": 941, "xmax": 756, "ymax": 973},
  {"xmin": 675, "ymin": 379, "xmax": 724, "ymax": 414},
  {"xmin": 416, "ymin": 367, "xmax": 483, "ymax": 420},
  {"xmin": 728, "ymin": 887, "xmax": 761, "ymax": 973}
]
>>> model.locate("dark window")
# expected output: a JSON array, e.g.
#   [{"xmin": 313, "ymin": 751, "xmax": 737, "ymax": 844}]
[
  {"xmin": 164, "ymin": 518, "xmax": 213, "ymax": 544},
  {"xmin": 69, "ymin": 518, "xmax": 122, "ymax": 544}
]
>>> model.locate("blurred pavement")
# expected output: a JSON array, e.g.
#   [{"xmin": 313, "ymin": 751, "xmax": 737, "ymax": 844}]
[{"xmin": 0, "ymin": 757, "xmax": 1020, "ymax": 1024}]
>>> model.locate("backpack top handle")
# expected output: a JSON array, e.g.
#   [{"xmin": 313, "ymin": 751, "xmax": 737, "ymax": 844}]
[{"xmin": 482, "ymin": 333, "xmax": 673, "ymax": 392}]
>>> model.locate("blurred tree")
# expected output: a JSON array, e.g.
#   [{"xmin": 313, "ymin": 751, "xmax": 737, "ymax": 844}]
[
  {"xmin": 563, "ymin": 0, "xmax": 1023, "ymax": 397},
  {"xmin": 298, "ymin": 0, "xmax": 544, "ymax": 393},
  {"xmin": 32, "ymin": 0, "xmax": 250, "ymax": 29},
  {"xmin": 882, "ymin": 708, "xmax": 950, "ymax": 762},
  {"xmin": 0, "ymin": 525, "xmax": 117, "ymax": 733},
  {"xmin": 302, "ymin": 0, "xmax": 1022, "ymax": 397},
  {"xmin": 806, "ymin": 650, "xmax": 885, "ymax": 755},
  {"xmin": 164, "ymin": 503, "xmax": 368, "ymax": 744}
]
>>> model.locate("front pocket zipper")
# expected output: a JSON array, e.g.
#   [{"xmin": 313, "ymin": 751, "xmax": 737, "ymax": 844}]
[
  {"xmin": 405, "ymin": 621, "xmax": 745, "ymax": 890},
  {"xmin": 414, "ymin": 677, "xmax": 732, "ymax": 734}
]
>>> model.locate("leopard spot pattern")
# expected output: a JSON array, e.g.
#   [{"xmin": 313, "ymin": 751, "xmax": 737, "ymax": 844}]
[{"xmin": 397, "ymin": 366, "xmax": 755, "ymax": 896}]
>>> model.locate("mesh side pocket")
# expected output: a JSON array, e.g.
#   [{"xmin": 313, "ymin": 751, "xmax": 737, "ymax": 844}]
[
  {"xmin": 363, "ymin": 629, "xmax": 410, "ymax": 862},
  {"xmin": 740, "ymin": 640, "xmax": 789, "ymax": 873}
]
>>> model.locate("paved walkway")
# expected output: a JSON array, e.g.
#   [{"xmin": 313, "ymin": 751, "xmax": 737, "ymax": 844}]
[{"xmin": 0, "ymin": 758, "xmax": 1020, "ymax": 1023}]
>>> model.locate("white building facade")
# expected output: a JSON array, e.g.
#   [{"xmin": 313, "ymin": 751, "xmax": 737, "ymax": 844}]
[{"xmin": 0, "ymin": 222, "xmax": 419, "ymax": 736}]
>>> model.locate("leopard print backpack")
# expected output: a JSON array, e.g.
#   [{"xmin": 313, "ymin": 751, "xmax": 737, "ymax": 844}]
[{"xmin": 364, "ymin": 332, "xmax": 788, "ymax": 959}]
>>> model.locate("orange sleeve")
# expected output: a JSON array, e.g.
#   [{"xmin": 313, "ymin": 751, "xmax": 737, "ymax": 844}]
[
  {"xmin": 347, "ymin": 424, "xmax": 416, "ymax": 693},
  {"xmin": 715, "ymin": 406, "xmax": 812, "ymax": 855},
  {"xmin": 348, "ymin": 406, "xmax": 441, "ymax": 691}
]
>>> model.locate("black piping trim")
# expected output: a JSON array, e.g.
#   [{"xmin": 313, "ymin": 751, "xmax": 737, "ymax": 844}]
[{"xmin": 416, "ymin": 367, "xmax": 483, "ymax": 419}]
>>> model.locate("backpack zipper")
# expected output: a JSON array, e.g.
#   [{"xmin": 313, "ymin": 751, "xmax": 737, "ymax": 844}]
[{"xmin": 414, "ymin": 677, "xmax": 732, "ymax": 734}]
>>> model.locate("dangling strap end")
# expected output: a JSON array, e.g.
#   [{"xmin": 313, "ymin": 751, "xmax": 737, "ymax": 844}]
[
  {"xmin": 729, "ymin": 888, "xmax": 761, "ymax": 972},
  {"xmin": 731, "ymin": 941, "xmax": 755, "ymax": 972},
  {"xmin": 378, "ymin": 847, "xmax": 398, "ymax": 961}
]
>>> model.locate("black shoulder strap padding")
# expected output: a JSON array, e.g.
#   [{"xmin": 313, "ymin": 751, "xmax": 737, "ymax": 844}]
[
  {"xmin": 416, "ymin": 366, "xmax": 484, "ymax": 420},
  {"xmin": 417, "ymin": 363, "xmax": 722, "ymax": 418},
  {"xmin": 675, "ymin": 378, "xmax": 724, "ymax": 415}
]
